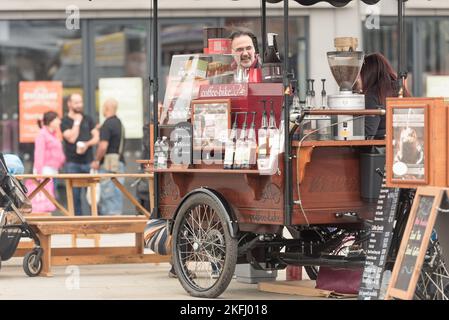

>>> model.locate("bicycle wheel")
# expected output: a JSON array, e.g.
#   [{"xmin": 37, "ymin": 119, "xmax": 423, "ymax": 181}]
[{"xmin": 172, "ymin": 193, "xmax": 237, "ymax": 298}]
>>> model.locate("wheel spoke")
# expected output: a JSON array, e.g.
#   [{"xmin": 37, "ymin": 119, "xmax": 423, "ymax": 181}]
[{"xmin": 176, "ymin": 203, "xmax": 227, "ymax": 290}]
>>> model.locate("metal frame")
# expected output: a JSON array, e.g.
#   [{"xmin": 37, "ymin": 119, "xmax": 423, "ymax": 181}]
[
  {"xmin": 150, "ymin": 0, "xmax": 402, "ymax": 223},
  {"xmin": 397, "ymin": 0, "xmax": 408, "ymax": 95},
  {"xmin": 151, "ymin": 0, "xmax": 159, "ymax": 218}
]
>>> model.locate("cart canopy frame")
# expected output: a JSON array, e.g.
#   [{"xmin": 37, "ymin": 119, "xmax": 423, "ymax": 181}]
[{"xmin": 149, "ymin": 0, "xmax": 407, "ymax": 223}]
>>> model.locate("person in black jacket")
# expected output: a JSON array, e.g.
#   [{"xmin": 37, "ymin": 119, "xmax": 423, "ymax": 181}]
[{"xmin": 359, "ymin": 52, "xmax": 411, "ymax": 139}]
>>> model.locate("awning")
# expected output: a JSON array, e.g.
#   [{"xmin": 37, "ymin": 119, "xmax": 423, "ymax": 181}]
[{"xmin": 266, "ymin": 0, "xmax": 381, "ymax": 7}]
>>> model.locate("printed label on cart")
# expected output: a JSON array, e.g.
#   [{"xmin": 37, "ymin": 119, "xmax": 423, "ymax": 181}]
[{"xmin": 199, "ymin": 84, "xmax": 248, "ymax": 98}]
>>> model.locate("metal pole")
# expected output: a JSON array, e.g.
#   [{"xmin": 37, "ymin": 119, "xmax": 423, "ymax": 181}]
[
  {"xmin": 283, "ymin": 0, "xmax": 292, "ymax": 226},
  {"xmin": 152, "ymin": 0, "xmax": 159, "ymax": 218},
  {"xmin": 397, "ymin": 0, "xmax": 403, "ymax": 75},
  {"xmin": 261, "ymin": 0, "xmax": 267, "ymax": 61},
  {"xmin": 397, "ymin": 0, "xmax": 407, "ymax": 97}
]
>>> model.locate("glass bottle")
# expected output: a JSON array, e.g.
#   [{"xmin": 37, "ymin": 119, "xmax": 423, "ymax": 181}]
[
  {"xmin": 303, "ymin": 79, "xmax": 317, "ymax": 140},
  {"xmin": 235, "ymin": 112, "xmax": 248, "ymax": 170},
  {"xmin": 317, "ymin": 78, "xmax": 332, "ymax": 140},
  {"xmin": 279, "ymin": 104, "xmax": 285, "ymax": 154},
  {"xmin": 224, "ymin": 112, "xmax": 238, "ymax": 169},
  {"xmin": 258, "ymin": 100, "xmax": 269, "ymax": 160},
  {"xmin": 264, "ymin": 33, "xmax": 281, "ymax": 63},
  {"xmin": 154, "ymin": 137, "xmax": 161, "ymax": 170},
  {"xmin": 244, "ymin": 112, "xmax": 257, "ymax": 169},
  {"xmin": 158, "ymin": 136, "xmax": 169, "ymax": 169},
  {"xmin": 268, "ymin": 100, "xmax": 278, "ymax": 154}
]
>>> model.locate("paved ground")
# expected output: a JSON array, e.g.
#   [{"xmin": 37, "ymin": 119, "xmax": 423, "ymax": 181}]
[{"xmin": 0, "ymin": 234, "xmax": 328, "ymax": 300}]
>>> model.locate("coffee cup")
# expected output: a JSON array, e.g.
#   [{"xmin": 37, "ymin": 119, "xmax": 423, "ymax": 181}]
[{"xmin": 76, "ymin": 141, "xmax": 86, "ymax": 154}]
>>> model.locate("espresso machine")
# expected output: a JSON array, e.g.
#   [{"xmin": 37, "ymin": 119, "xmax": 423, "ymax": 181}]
[{"xmin": 327, "ymin": 38, "xmax": 365, "ymax": 140}]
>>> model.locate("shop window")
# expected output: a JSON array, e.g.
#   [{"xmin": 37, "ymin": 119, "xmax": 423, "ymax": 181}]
[
  {"xmin": 0, "ymin": 20, "xmax": 82, "ymax": 171},
  {"xmin": 159, "ymin": 20, "xmax": 216, "ymax": 103},
  {"xmin": 418, "ymin": 19, "xmax": 449, "ymax": 97},
  {"xmin": 363, "ymin": 17, "xmax": 414, "ymax": 95},
  {"xmin": 92, "ymin": 21, "xmax": 150, "ymax": 176}
]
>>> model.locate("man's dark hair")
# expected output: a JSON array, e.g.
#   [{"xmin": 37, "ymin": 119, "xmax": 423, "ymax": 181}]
[{"xmin": 229, "ymin": 30, "xmax": 259, "ymax": 55}]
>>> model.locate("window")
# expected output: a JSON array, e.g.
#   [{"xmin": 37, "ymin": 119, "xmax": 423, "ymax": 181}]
[
  {"xmin": 0, "ymin": 20, "xmax": 82, "ymax": 168},
  {"xmin": 92, "ymin": 20, "xmax": 151, "ymax": 172},
  {"xmin": 363, "ymin": 17, "xmax": 414, "ymax": 95},
  {"xmin": 418, "ymin": 19, "xmax": 449, "ymax": 97}
]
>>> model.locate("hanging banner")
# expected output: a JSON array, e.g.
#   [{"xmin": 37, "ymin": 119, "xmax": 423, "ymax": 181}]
[
  {"xmin": 99, "ymin": 77, "xmax": 143, "ymax": 139},
  {"xmin": 19, "ymin": 81, "xmax": 63, "ymax": 143}
]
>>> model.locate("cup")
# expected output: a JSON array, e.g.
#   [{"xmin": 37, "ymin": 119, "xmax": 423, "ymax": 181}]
[{"xmin": 76, "ymin": 141, "xmax": 86, "ymax": 155}]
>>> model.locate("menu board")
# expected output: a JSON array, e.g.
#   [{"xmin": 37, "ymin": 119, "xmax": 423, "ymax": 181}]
[
  {"xmin": 170, "ymin": 122, "xmax": 192, "ymax": 166},
  {"xmin": 358, "ymin": 174, "xmax": 400, "ymax": 300},
  {"xmin": 386, "ymin": 187, "xmax": 443, "ymax": 300},
  {"xmin": 395, "ymin": 195, "xmax": 434, "ymax": 291}
]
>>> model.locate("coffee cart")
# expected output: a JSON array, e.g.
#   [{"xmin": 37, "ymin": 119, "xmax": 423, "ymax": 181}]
[{"xmin": 144, "ymin": 0, "xmax": 421, "ymax": 298}]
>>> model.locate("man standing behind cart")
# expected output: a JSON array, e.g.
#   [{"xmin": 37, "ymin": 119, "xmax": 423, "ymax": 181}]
[
  {"xmin": 230, "ymin": 30, "xmax": 261, "ymax": 68},
  {"xmin": 61, "ymin": 93, "xmax": 99, "ymax": 216},
  {"xmin": 91, "ymin": 98, "xmax": 125, "ymax": 215},
  {"xmin": 230, "ymin": 30, "xmax": 261, "ymax": 82}
]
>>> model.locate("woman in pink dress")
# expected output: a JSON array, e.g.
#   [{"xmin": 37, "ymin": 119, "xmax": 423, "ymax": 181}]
[{"xmin": 32, "ymin": 111, "xmax": 66, "ymax": 213}]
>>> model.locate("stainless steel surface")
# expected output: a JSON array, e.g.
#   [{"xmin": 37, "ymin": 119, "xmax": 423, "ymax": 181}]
[{"xmin": 328, "ymin": 93, "xmax": 365, "ymax": 141}]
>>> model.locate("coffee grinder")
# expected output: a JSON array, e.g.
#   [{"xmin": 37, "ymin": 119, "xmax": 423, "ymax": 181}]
[{"xmin": 327, "ymin": 37, "xmax": 365, "ymax": 140}]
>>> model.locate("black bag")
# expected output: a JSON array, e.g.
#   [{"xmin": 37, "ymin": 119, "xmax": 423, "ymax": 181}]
[{"xmin": 0, "ymin": 154, "xmax": 28, "ymax": 209}]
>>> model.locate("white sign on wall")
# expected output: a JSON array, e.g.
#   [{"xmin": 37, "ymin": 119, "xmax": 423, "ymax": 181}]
[
  {"xmin": 0, "ymin": 21, "xmax": 9, "ymax": 41},
  {"xmin": 99, "ymin": 77, "xmax": 144, "ymax": 139},
  {"xmin": 426, "ymin": 75, "xmax": 449, "ymax": 98}
]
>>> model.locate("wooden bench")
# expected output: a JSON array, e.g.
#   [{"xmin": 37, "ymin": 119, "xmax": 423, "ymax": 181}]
[
  {"xmin": 15, "ymin": 216, "xmax": 170, "ymax": 277},
  {"xmin": 16, "ymin": 173, "xmax": 155, "ymax": 247},
  {"xmin": 15, "ymin": 173, "xmax": 154, "ymax": 218}
]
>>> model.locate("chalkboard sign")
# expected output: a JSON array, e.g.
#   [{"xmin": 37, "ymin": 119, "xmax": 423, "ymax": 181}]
[
  {"xmin": 433, "ymin": 192, "xmax": 449, "ymax": 277},
  {"xmin": 170, "ymin": 122, "xmax": 193, "ymax": 166},
  {"xmin": 386, "ymin": 187, "xmax": 444, "ymax": 300},
  {"xmin": 358, "ymin": 173, "xmax": 400, "ymax": 300}
]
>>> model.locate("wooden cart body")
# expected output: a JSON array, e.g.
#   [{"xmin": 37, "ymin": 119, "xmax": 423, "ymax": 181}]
[{"xmin": 155, "ymin": 140, "xmax": 384, "ymax": 234}]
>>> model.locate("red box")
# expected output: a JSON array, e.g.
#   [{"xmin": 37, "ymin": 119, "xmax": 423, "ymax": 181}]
[{"xmin": 208, "ymin": 38, "xmax": 232, "ymax": 54}]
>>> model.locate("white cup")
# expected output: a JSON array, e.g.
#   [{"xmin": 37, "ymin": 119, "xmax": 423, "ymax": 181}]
[{"xmin": 76, "ymin": 141, "xmax": 86, "ymax": 154}]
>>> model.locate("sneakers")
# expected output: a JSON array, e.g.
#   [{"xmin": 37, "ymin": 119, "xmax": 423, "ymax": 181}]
[
  {"xmin": 168, "ymin": 266, "xmax": 197, "ymax": 279},
  {"xmin": 211, "ymin": 269, "xmax": 220, "ymax": 279},
  {"xmin": 168, "ymin": 266, "xmax": 177, "ymax": 278}
]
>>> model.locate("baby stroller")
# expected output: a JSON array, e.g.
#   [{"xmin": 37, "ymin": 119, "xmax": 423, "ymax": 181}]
[{"xmin": 0, "ymin": 153, "xmax": 43, "ymax": 276}]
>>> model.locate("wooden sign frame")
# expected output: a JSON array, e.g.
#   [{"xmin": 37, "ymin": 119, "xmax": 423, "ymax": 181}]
[
  {"xmin": 191, "ymin": 98, "xmax": 231, "ymax": 150},
  {"xmin": 387, "ymin": 104, "xmax": 429, "ymax": 185},
  {"xmin": 386, "ymin": 97, "xmax": 447, "ymax": 188},
  {"xmin": 385, "ymin": 186, "xmax": 444, "ymax": 300}
]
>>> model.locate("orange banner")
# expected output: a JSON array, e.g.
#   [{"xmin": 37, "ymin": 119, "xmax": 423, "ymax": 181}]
[{"xmin": 19, "ymin": 81, "xmax": 63, "ymax": 143}]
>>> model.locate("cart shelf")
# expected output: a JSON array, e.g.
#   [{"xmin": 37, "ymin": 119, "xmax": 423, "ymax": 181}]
[
  {"xmin": 138, "ymin": 162, "xmax": 276, "ymax": 200},
  {"xmin": 139, "ymin": 165, "xmax": 267, "ymax": 175},
  {"xmin": 292, "ymin": 139, "xmax": 386, "ymax": 148}
]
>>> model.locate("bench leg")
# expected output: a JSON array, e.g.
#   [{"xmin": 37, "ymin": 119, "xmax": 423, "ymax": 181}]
[
  {"xmin": 39, "ymin": 234, "xmax": 53, "ymax": 277},
  {"xmin": 135, "ymin": 233, "xmax": 144, "ymax": 255}
]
